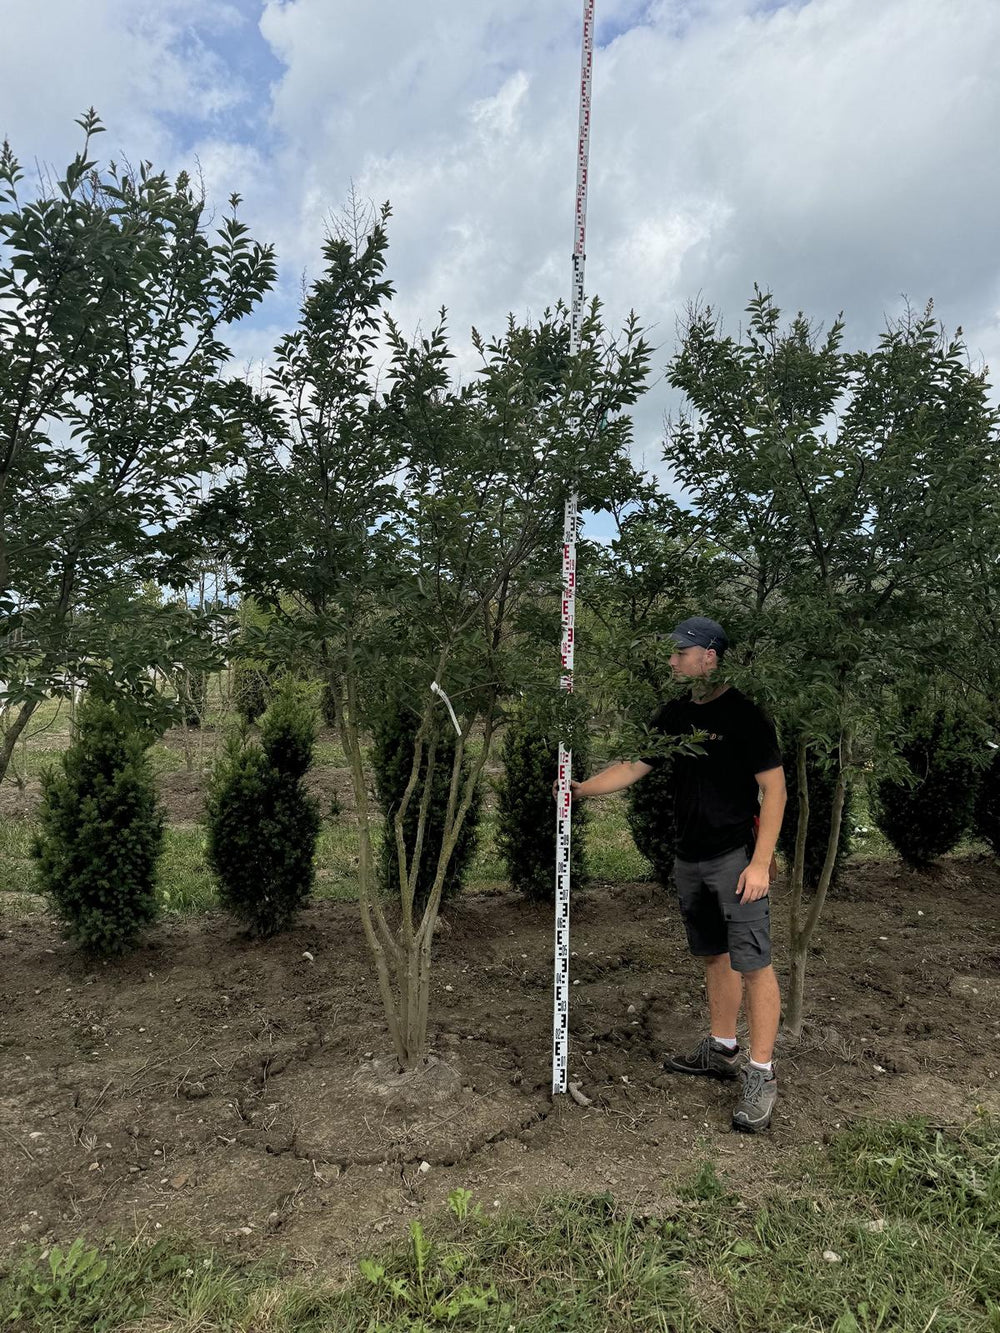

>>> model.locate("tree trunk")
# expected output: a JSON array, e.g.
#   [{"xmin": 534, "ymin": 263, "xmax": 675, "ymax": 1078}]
[
  {"xmin": 333, "ymin": 655, "xmax": 407, "ymax": 1067},
  {"xmin": 784, "ymin": 725, "xmax": 853, "ymax": 1037},
  {"xmin": 786, "ymin": 946, "xmax": 808, "ymax": 1041},
  {"xmin": 0, "ymin": 697, "xmax": 40, "ymax": 787},
  {"xmin": 336, "ymin": 639, "xmax": 497, "ymax": 1071},
  {"xmin": 785, "ymin": 737, "xmax": 810, "ymax": 1036}
]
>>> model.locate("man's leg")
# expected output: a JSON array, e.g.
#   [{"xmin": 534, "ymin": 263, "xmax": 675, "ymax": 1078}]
[
  {"xmin": 704, "ymin": 847, "xmax": 780, "ymax": 1131},
  {"xmin": 742, "ymin": 964, "xmax": 780, "ymax": 1065},
  {"xmin": 666, "ymin": 858, "xmax": 742, "ymax": 1078},
  {"xmin": 704, "ymin": 951, "xmax": 743, "ymax": 1041},
  {"xmin": 732, "ymin": 965, "xmax": 780, "ymax": 1131}
]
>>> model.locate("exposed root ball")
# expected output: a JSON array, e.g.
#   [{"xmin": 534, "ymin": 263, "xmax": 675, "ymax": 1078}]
[{"xmin": 352, "ymin": 1054, "xmax": 462, "ymax": 1115}]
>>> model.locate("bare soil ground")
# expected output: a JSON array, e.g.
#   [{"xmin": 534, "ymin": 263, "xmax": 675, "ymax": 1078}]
[{"xmin": 2, "ymin": 857, "xmax": 999, "ymax": 1277}]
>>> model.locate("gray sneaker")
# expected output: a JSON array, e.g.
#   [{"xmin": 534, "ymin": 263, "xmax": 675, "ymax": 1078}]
[
  {"xmin": 732, "ymin": 1065, "xmax": 777, "ymax": 1132},
  {"xmin": 665, "ymin": 1037, "xmax": 741, "ymax": 1080}
]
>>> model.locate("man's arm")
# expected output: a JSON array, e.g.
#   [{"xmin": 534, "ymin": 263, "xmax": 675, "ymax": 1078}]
[
  {"xmin": 737, "ymin": 765, "xmax": 787, "ymax": 902},
  {"xmin": 562, "ymin": 759, "xmax": 653, "ymax": 800}
]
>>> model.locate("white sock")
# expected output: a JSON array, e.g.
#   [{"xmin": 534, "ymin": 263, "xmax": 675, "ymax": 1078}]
[
  {"xmin": 749, "ymin": 1058, "xmax": 774, "ymax": 1077},
  {"xmin": 711, "ymin": 1035, "xmax": 738, "ymax": 1051}
]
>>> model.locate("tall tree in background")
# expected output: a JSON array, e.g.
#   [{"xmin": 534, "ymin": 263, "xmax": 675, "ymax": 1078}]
[
  {"xmin": 0, "ymin": 112, "xmax": 275, "ymax": 781},
  {"xmin": 667, "ymin": 291, "xmax": 1000, "ymax": 1034}
]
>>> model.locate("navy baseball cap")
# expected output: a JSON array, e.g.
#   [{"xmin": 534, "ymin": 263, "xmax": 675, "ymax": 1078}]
[{"xmin": 667, "ymin": 616, "xmax": 729, "ymax": 653}]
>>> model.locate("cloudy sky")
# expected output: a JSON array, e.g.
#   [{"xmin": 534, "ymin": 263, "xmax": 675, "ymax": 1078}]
[{"xmin": 3, "ymin": 0, "xmax": 999, "ymax": 476}]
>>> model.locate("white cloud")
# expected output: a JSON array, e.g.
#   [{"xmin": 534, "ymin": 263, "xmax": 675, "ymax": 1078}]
[
  {"xmin": 243, "ymin": 0, "xmax": 1000, "ymax": 458},
  {"xmin": 3, "ymin": 0, "xmax": 999, "ymax": 462},
  {"xmin": 0, "ymin": 1, "xmax": 248, "ymax": 168}
]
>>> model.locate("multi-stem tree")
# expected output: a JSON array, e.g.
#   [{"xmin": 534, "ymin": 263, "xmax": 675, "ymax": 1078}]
[
  {"xmin": 0, "ymin": 112, "xmax": 275, "ymax": 779},
  {"xmin": 212, "ymin": 202, "xmax": 651, "ymax": 1069},
  {"xmin": 666, "ymin": 290, "xmax": 1000, "ymax": 1035}
]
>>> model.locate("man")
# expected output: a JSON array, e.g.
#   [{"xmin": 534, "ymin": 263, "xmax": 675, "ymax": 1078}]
[{"xmin": 567, "ymin": 616, "xmax": 786, "ymax": 1132}]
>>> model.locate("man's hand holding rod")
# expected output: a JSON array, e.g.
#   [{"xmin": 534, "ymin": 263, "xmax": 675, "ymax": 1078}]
[{"xmin": 553, "ymin": 759, "xmax": 652, "ymax": 802}]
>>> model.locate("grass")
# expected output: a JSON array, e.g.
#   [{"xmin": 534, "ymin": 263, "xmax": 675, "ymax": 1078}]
[
  {"xmin": 312, "ymin": 739, "xmax": 348, "ymax": 767},
  {"xmin": 158, "ymin": 826, "xmax": 217, "ymax": 913},
  {"xmin": 584, "ymin": 797, "xmax": 652, "ymax": 882},
  {"xmin": 2, "ymin": 1117, "xmax": 998, "ymax": 1331},
  {"xmin": 0, "ymin": 817, "xmax": 35, "ymax": 888}
]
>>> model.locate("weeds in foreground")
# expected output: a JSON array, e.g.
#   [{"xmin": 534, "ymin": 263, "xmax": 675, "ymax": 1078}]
[{"xmin": 2, "ymin": 1117, "xmax": 999, "ymax": 1332}]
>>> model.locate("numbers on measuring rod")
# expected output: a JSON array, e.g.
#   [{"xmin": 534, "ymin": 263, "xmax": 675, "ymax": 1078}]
[{"xmin": 553, "ymin": 0, "xmax": 595, "ymax": 1100}]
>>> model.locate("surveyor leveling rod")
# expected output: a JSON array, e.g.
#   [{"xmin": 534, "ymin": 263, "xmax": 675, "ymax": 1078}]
[{"xmin": 553, "ymin": 0, "xmax": 596, "ymax": 1098}]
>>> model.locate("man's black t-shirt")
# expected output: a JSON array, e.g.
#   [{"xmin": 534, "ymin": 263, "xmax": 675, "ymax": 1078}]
[{"xmin": 642, "ymin": 687, "xmax": 782, "ymax": 862}]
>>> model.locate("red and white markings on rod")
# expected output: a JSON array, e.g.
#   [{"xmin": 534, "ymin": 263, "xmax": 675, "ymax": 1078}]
[
  {"xmin": 569, "ymin": 0, "xmax": 594, "ymax": 351},
  {"xmin": 553, "ymin": 0, "xmax": 595, "ymax": 1099},
  {"xmin": 553, "ymin": 497, "xmax": 579, "ymax": 1095}
]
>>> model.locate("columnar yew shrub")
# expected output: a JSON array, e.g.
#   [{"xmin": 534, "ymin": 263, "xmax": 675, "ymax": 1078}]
[
  {"xmin": 625, "ymin": 759, "xmax": 674, "ymax": 885},
  {"xmin": 496, "ymin": 702, "xmax": 589, "ymax": 902},
  {"xmin": 320, "ymin": 681, "xmax": 338, "ymax": 729},
  {"xmin": 32, "ymin": 690, "xmax": 165, "ymax": 954},
  {"xmin": 232, "ymin": 660, "xmax": 272, "ymax": 725},
  {"xmin": 371, "ymin": 695, "xmax": 481, "ymax": 913},
  {"xmin": 875, "ymin": 703, "xmax": 981, "ymax": 868},
  {"xmin": 205, "ymin": 684, "xmax": 321, "ymax": 936},
  {"xmin": 180, "ymin": 671, "xmax": 206, "ymax": 727},
  {"xmin": 973, "ymin": 748, "xmax": 1000, "ymax": 858}
]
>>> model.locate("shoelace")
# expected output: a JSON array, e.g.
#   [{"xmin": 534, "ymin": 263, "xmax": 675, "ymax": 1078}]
[
  {"xmin": 740, "ymin": 1067, "xmax": 768, "ymax": 1103},
  {"xmin": 691, "ymin": 1037, "xmax": 714, "ymax": 1067}
]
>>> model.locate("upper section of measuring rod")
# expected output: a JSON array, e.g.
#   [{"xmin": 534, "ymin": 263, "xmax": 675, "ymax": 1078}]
[{"xmin": 570, "ymin": 0, "xmax": 595, "ymax": 355}]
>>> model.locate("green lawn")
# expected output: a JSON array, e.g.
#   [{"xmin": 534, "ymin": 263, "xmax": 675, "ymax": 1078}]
[{"xmin": 3, "ymin": 1116, "xmax": 997, "ymax": 1331}]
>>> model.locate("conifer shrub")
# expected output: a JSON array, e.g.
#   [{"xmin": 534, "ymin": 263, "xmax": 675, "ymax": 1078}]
[
  {"xmin": 371, "ymin": 694, "xmax": 482, "ymax": 914},
  {"xmin": 778, "ymin": 733, "xmax": 852, "ymax": 892},
  {"xmin": 496, "ymin": 699, "xmax": 589, "ymax": 903},
  {"xmin": 32, "ymin": 689, "xmax": 165, "ymax": 954},
  {"xmin": 320, "ymin": 681, "xmax": 338, "ymax": 728},
  {"xmin": 232, "ymin": 660, "xmax": 272, "ymax": 725},
  {"xmin": 180, "ymin": 670, "xmax": 206, "ymax": 727},
  {"xmin": 625, "ymin": 758, "xmax": 674, "ymax": 885},
  {"xmin": 205, "ymin": 683, "xmax": 321, "ymax": 936},
  {"xmin": 973, "ymin": 747, "xmax": 1000, "ymax": 858},
  {"xmin": 874, "ymin": 702, "xmax": 981, "ymax": 868}
]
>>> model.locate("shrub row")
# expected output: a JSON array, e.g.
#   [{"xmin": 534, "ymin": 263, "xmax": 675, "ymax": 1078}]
[
  {"xmin": 31, "ymin": 684, "xmax": 1000, "ymax": 956},
  {"xmin": 34, "ymin": 682, "xmax": 325, "ymax": 952}
]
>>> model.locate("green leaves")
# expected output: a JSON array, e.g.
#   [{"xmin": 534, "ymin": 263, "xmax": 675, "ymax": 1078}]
[
  {"xmin": 666, "ymin": 290, "xmax": 1000, "ymax": 1031},
  {"xmin": 204, "ymin": 681, "xmax": 322, "ymax": 938},
  {"xmin": 355, "ymin": 1213, "xmax": 500, "ymax": 1325},
  {"xmin": 0, "ymin": 113, "xmax": 275, "ymax": 777},
  {"xmin": 220, "ymin": 198, "xmax": 653, "ymax": 744},
  {"xmin": 32, "ymin": 690, "xmax": 165, "ymax": 955},
  {"xmin": 666, "ymin": 290, "xmax": 1000, "ymax": 740}
]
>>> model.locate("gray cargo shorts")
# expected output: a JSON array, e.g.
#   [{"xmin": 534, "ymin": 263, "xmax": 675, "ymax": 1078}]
[{"xmin": 673, "ymin": 844, "xmax": 772, "ymax": 973}]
